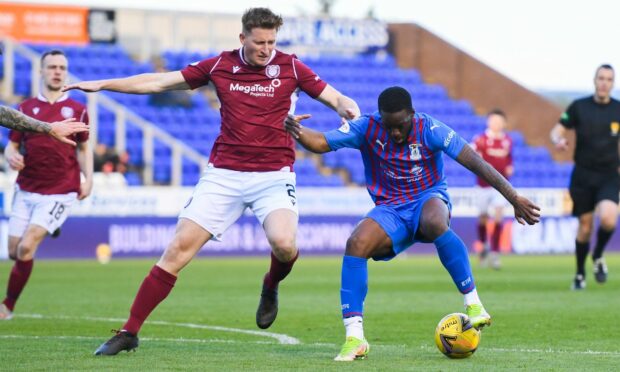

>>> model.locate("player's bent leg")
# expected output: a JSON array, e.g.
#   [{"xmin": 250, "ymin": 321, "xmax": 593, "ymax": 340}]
[
  {"xmin": 2, "ymin": 226, "xmax": 46, "ymax": 315},
  {"xmin": 157, "ymin": 218, "xmax": 214, "ymax": 275},
  {"xmin": 420, "ymin": 199, "xmax": 492, "ymax": 329},
  {"xmin": 95, "ymin": 219, "xmax": 213, "ymax": 356},
  {"xmin": 256, "ymin": 209, "xmax": 298, "ymax": 329},
  {"xmin": 334, "ymin": 218, "xmax": 391, "ymax": 361}
]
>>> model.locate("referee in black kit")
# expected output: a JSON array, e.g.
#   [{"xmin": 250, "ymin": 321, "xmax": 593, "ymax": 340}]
[{"xmin": 550, "ymin": 64, "xmax": 620, "ymax": 290}]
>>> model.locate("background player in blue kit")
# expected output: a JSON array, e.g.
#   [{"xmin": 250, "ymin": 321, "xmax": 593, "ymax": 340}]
[{"xmin": 285, "ymin": 86, "xmax": 540, "ymax": 361}]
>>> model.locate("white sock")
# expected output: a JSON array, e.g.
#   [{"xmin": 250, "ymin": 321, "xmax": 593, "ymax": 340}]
[
  {"xmin": 463, "ymin": 289, "xmax": 482, "ymax": 307},
  {"xmin": 343, "ymin": 316, "xmax": 364, "ymax": 340}
]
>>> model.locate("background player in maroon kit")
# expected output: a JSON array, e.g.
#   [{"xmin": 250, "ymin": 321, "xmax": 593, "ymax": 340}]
[
  {"xmin": 471, "ymin": 109, "xmax": 513, "ymax": 269},
  {"xmin": 0, "ymin": 50, "xmax": 93, "ymax": 320},
  {"xmin": 64, "ymin": 8, "xmax": 360, "ymax": 355}
]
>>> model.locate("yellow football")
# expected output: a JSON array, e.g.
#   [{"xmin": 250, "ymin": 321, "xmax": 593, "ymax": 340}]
[{"xmin": 434, "ymin": 312, "xmax": 481, "ymax": 359}]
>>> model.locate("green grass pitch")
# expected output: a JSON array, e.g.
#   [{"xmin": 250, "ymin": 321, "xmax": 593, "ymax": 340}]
[{"xmin": 1, "ymin": 254, "xmax": 619, "ymax": 371}]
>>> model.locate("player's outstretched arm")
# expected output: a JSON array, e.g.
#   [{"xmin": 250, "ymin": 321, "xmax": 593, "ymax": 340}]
[
  {"xmin": 284, "ymin": 114, "xmax": 331, "ymax": 153},
  {"xmin": 0, "ymin": 105, "xmax": 53, "ymax": 133},
  {"xmin": 316, "ymin": 85, "xmax": 361, "ymax": 121},
  {"xmin": 456, "ymin": 145, "xmax": 540, "ymax": 225},
  {"xmin": 62, "ymin": 71, "xmax": 190, "ymax": 94},
  {"xmin": 48, "ymin": 118, "xmax": 89, "ymax": 146},
  {"xmin": 0, "ymin": 106, "xmax": 87, "ymax": 146}
]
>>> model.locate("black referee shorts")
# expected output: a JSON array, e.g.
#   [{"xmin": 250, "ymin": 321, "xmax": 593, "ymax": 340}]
[{"xmin": 569, "ymin": 165, "xmax": 620, "ymax": 217}]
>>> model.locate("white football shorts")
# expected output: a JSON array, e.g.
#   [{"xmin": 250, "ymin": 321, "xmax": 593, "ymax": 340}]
[
  {"xmin": 9, "ymin": 188, "xmax": 78, "ymax": 236},
  {"xmin": 476, "ymin": 186, "xmax": 509, "ymax": 215},
  {"xmin": 179, "ymin": 165, "xmax": 298, "ymax": 241}
]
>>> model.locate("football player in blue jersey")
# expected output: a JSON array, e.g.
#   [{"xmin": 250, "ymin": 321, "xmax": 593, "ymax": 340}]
[{"xmin": 285, "ymin": 86, "xmax": 540, "ymax": 361}]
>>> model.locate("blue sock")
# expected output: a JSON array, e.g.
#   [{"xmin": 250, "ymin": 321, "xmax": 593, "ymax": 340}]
[
  {"xmin": 434, "ymin": 229, "xmax": 476, "ymax": 294},
  {"xmin": 340, "ymin": 255, "xmax": 368, "ymax": 318}
]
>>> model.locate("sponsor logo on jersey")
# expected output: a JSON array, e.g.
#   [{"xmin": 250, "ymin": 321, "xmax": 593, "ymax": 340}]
[
  {"xmin": 190, "ymin": 61, "xmax": 199, "ymax": 66},
  {"xmin": 338, "ymin": 121, "xmax": 350, "ymax": 133},
  {"xmin": 61, "ymin": 106, "xmax": 74, "ymax": 119},
  {"xmin": 611, "ymin": 121, "xmax": 619, "ymax": 136},
  {"xmin": 409, "ymin": 143, "xmax": 422, "ymax": 161},
  {"xmin": 382, "ymin": 164, "xmax": 424, "ymax": 182},
  {"xmin": 266, "ymin": 65, "xmax": 280, "ymax": 78},
  {"xmin": 376, "ymin": 139, "xmax": 386, "ymax": 150},
  {"xmin": 410, "ymin": 165, "xmax": 423, "ymax": 175},
  {"xmin": 33, "ymin": 107, "xmax": 40, "ymax": 115},
  {"xmin": 443, "ymin": 130, "xmax": 455, "ymax": 147},
  {"xmin": 232, "ymin": 66, "xmax": 241, "ymax": 73},
  {"xmin": 229, "ymin": 82, "xmax": 276, "ymax": 97},
  {"xmin": 430, "ymin": 123, "xmax": 439, "ymax": 131}
]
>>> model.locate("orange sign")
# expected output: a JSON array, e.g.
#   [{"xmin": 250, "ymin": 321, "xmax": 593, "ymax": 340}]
[{"xmin": 0, "ymin": 2, "xmax": 88, "ymax": 44}]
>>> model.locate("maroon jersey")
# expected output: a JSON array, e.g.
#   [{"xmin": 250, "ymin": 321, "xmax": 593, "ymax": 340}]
[
  {"xmin": 10, "ymin": 94, "xmax": 89, "ymax": 195},
  {"xmin": 472, "ymin": 130, "xmax": 513, "ymax": 187},
  {"xmin": 181, "ymin": 48, "xmax": 327, "ymax": 172}
]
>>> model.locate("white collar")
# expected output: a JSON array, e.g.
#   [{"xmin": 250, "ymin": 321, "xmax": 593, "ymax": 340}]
[
  {"xmin": 485, "ymin": 129, "xmax": 505, "ymax": 139},
  {"xmin": 238, "ymin": 47, "xmax": 276, "ymax": 66},
  {"xmin": 37, "ymin": 93, "xmax": 69, "ymax": 103}
]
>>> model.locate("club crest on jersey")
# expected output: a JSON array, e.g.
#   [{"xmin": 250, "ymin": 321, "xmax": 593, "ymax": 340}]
[
  {"xmin": 266, "ymin": 65, "xmax": 280, "ymax": 78},
  {"xmin": 32, "ymin": 107, "xmax": 40, "ymax": 115},
  {"xmin": 338, "ymin": 121, "xmax": 350, "ymax": 133},
  {"xmin": 61, "ymin": 106, "xmax": 74, "ymax": 119},
  {"xmin": 611, "ymin": 122, "xmax": 619, "ymax": 136},
  {"xmin": 409, "ymin": 144, "xmax": 422, "ymax": 161}
]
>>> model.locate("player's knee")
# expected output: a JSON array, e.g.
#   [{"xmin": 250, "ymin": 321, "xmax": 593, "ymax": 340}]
[
  {"xmin": 8, "ymin": 251, "xmax": 17, "ymax": 261},
  {"xmin": 269, "ymin": 235, "xmax": 296, "ymax": 260},
  {"xmin": 345, "ymin": 235, "xmax": 373, "ymax": 258},
  {"xmin": 16, "ymin": 238, "xmax": 38, "ymax": 259},
  {"xmin": 577, "ymin": 223, "xmax": 592, "ymax": 238},
  {"xmin": 420, "ymin": 216, "xmax": 449, "ymax": 241},
  {"xmin": 599, "ymin": 211, "xmax": 617, "ymax": 231},
  {"xmin": 600, "ymin": 218, "xmax": 617, "ymax": 231}
]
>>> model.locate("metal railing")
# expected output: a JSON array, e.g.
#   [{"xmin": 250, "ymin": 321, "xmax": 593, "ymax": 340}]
[{"xmin": 1, "ymin": 38, "xmax": 209, "ymax": 186}]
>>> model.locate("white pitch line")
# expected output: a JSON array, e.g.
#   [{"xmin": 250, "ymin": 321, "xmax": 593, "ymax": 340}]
[
  {"xmin": 16, "ymin": 313, "xmax": 300, "ymax": 345},
  {"xmin": 1, "ymin": 334, "xmax": 619, "ymax": 358},
  {"xmin": 418, "ymin": 344, "xmax": 620, "ymax": 357},
  {"xmin": 0, "ymin": 334, "xmax": 274, "ymax": 345},
  {"xmin": 7, "ymin": 315, "xmax": 620, "ymax": 357}
]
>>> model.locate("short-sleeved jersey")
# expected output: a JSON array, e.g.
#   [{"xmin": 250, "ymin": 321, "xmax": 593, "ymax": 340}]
[
  {"xmin": 471, "ymin": 130, "xmax": 513, "ymax": 187},
  {"xmin": 181, "ymin": 48, "xmax": 327, "ymax": 172},
  {"xmin": 324, "ymin": 112, "xmax": 467, "ymax": 205},
  {"xmin": 560, "ymin": 96, "xmax": 620, "ymax": 172},
  {"xmin": 10, "ymin": 94, "xmax": 89, "ymax": 195}
]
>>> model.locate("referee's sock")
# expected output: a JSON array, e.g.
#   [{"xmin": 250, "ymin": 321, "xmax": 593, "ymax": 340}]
[
  {"xmin": 592, "ymin": 227, "xmax": 614, "ymax": 260},
  {"xmin": 575, "ymin": 240, "xmax": 590, "ymax": 276}
]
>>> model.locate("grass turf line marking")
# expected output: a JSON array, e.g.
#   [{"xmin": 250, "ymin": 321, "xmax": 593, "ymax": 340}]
[
  {"xmin": 418, "ymin": 344, "xmax": 620, "ymax": 356},
  {"xmin": 15, "ymin": 313, "xmax": 300, "ymax": 345},
  {"xmin": 2, "ymin": 334, "xmax": 620, "ymax": 358}
]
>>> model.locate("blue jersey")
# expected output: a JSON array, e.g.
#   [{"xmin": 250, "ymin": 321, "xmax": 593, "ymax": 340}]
[{"xmin": 324, "ymin": 112, "xmax": 466, "ymax": 205}]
